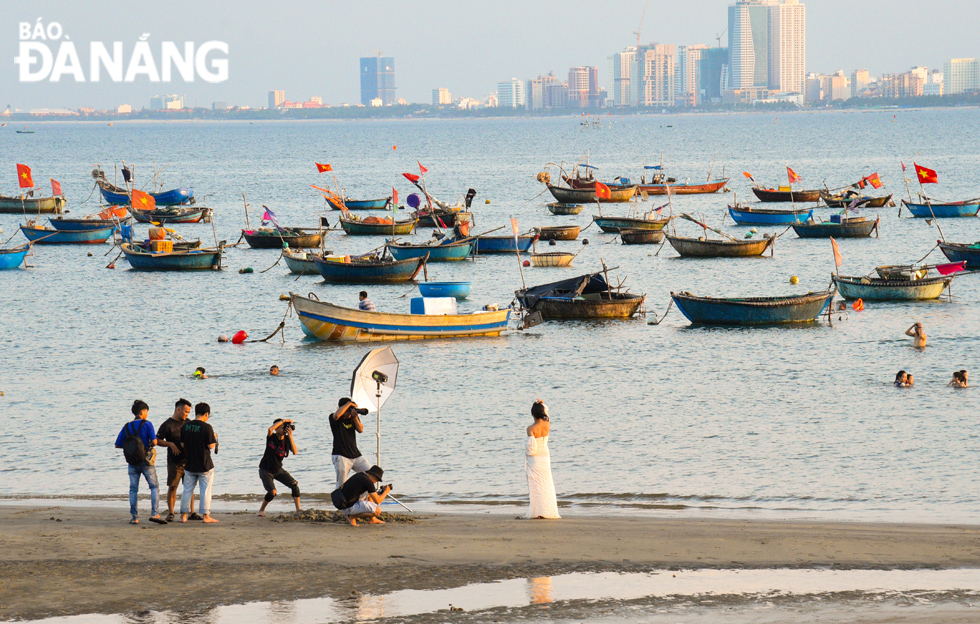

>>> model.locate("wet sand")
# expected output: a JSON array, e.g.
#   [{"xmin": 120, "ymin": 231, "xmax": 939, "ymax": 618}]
[{"xmin": 2, "ymin": 505, "xmax": 979, "ymax": 620}]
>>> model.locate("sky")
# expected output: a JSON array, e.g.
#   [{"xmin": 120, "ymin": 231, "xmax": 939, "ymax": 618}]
[{"xmin": 2, "ymin": 0, "xmax": 978, "ymax": 110}]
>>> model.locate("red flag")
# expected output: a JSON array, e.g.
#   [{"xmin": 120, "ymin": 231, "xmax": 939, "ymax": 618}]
[
  {"xmin": 830, "ymin": 237, "xmax": 843, "ymax": 268},
  {"xmin": 418, "ymin": 161, "xmax": 428, "ymax": 176},
  {"xmin": 392, "ymin": 187, "xmax": 398, "ymax": 206},
  {"xmin": 786, "ymin": 166, "xmax": 801, "ymax": 184},
  {"xmin": 315, "ymin": 163, "xmax": 332, "ymax": 173},
  {"xmin": 936, "ymin": 261, "xmax": 966, "ymax": 276},
  {"xmin": 16, "ymin": 164, "xmax": 33, "ymax": 188},
  {"xmin": 865, "ymin": 172, "xmax": 882, "ymax": 189},
  {"xmin": 131, "ymin": 189, "xmax": 156, "ymax": 211},
  {"xmin": 742, "ymin": 171, "xmax": 754, "ymax": 181},
  {"xmin": 402, "ymin": 172, "xmax": 420, "ymax": 183},
  {"xmin": 50, "ymin": 178, "xmax": 62, "ymax": 196},
  {"xmin": 913, "ymin": 163, "xmax": 938, "ymax": 184},
  {"xmin": 856, "ymin": 178, "xmax": 867, "ymax": 189},
  {"xmin": 595, "ymin": 182, "xmax": 612, "ymax": 201},
  {"xmin": 901, "ymin": 161, "xmax": 907, "ymax": 172}
]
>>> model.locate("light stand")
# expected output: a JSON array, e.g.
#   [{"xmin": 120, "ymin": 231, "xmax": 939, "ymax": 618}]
[{"xmin": 372, "ymin": 373, "xmax": 413, "ymax": 513}]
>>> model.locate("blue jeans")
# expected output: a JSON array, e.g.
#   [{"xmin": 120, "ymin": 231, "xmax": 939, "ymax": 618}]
[
  {"xmin": 128, "ymin": 462, "xmax": 160, "ymax": 520},
  {"xmin": 181, "ymin": 470, "xmax": 214, "ymax": 516}
]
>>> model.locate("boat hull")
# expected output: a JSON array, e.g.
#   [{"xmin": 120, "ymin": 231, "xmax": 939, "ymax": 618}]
[
  {"xmin": 792, "ymin": 218, "xmax": 878, "ymax": 238},
  {"xmin": 49, "ymin": 217, "xmax": 129, "ymax": 231},
  {"xmin": 620, "ymin": 229, "xmax": 664, "ymax": 245},
  {"xmin": 418, "ymin": 282, "xmax": 471, "ymax": 299},
  {"xmin": 902, "ymin": 200, "xmax": 980, "ymax": 218},
  {"xmin": 283, "ymin": 251, "xmax": 320, "ymax": 275},
  {"xmin": 638, "ymin": 179, "xmax": 729, "ymax": 195},
  {"xmin": 20, "ymin": 225, "xmax": 113, "ymax": 244},
  {"xmin": 833, "ymin": 275, "xmax": 951, "ymax": 301},
  {"xmin": 546, "ymin": 203, "xmax": 584, "ymax": 215},
  {"xmin": 728, "ymin": 206, "xmax": 813, "ymax": 225},
  {"xmin": 525, "ymin": 293, "xmax": 645, "ymax": 319},
  {"xmin": 0, "ymin": 245, "xmax": 29, "ymax": 270},
  {"xmin": 671, "ymin": 291, "xmax": 834, "ymax": 325},
  {"xmin": 98, "ymin": 182, "xmax": 193, "ymax": 206},
  {"xmin": 592, "ymin": 216, "xmax": 669, "ymax": 233},
  {"xmin": 416, "ymin": 211, "xmax": 472, "ymax": 228},
  {"xmin": 388, "ymin": 240, "xmax": 474, "ymax": 262},
  {"xmin": 534, "ymin": 226, "xmax": 581, "ymax": 240},
  {"xmin": 340, "ymin": 218, "xmax": 417, "ymax": 236},
  {"xmin": 472, "ymin": 235, "xmax": 534, "ymax": 254},
  {"xmin": 751, "ymin": 188, "xmax": 822, "ymax": 202},
  {"xmin": 547, "ymin": 184, "xmax": 637, "ymax": 203},
  {"xmin": 938, "ymin": 242, "xmax": 980, "ymax": 269},
  {"xmin": 130, "ymin": 207, "xmax": 207, "ymax": 224},
  {"xmin": 120, "ymin": 243, "xmax": 222, "ymax": 270},
  {"xmin": 0, "ymin": 195, "xmax": 66, "ymax": 214},
  {"xmin": 666, "ymin": 235, "xmax": 772, "ymax": 258},
  {"xmin": 313, "ymin": 255, "xmax": 425, "ymax": 283},
  {"xmin": 242, "ymin": 230, "xmax": 324, "ymax": 249},
  {"xmin": 325, "ymin": 196, "xmax": 391, "ymax": 210},
  {"xmin": 291, "ymin": 295, "xmax": 510, "ymax": 342}
]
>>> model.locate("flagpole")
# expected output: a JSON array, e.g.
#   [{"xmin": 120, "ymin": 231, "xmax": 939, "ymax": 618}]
[
  {"xmin": 512, "ymin": 217, "xmax": 527, "ymax": 292},
  {"xmin": 918, "ymin": 172, "xmax": 945, "ymax": 243}
]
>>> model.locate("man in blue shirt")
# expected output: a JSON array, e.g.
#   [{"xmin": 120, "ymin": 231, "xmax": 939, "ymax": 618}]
[{"xmin": 114, "ymin": 399, "xmax": 165, "ymax": 525}]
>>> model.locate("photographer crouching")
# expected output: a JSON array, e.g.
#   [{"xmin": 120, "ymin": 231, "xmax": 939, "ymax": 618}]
[
  {"xmin": 330, "ymin": 465, "xmax": 392, "ymax": 526},
  {"xmin": 257, "ymin": 418, "xmax": 301, "ymax": 516}
]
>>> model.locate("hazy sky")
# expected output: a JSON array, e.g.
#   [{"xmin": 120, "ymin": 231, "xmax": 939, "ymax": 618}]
[{"xmin": 3, "ymin": 0, "xmax": 978, "ymax": 110}]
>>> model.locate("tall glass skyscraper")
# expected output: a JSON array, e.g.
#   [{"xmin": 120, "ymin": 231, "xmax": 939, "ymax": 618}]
[{"xmin": 360, "ymin": 56, "xmax": 396, "ymax": 106}]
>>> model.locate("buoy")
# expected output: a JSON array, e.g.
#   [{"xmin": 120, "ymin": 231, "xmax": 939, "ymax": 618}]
[
  {"xmin": 232, "ymin": 330, "xmax": 248, "ymax": 344},
  {"xmin": 790, "ymin": 276, "xmax": 799, "ymax": 284},
  {"xmin": 548, "ymin": 239, "xmax": 556, "ymax": 246},
  {"xmin": 281, "ymin": 242, "xmax": 290, "ymax": 249},
  {"xmin": 582, "ymin": 239, "xmax": 589, "ymax": 245},
  {"xmin": 392, "ymin": 145, "xmax": 397, "ymax": 150},
  {"xmin": 87, "ymin": 252, "xmax": 93, "ymax": 257},
  {"xmin": 107, "ymin": 263, "xmax": 115, "ymax": 269},
  {"xmin": 852, "ymin": 298, "xmax": 864, "ymax": 311},
  {"xmin": 218, "ymin": 334, "xmax": 229, "ymax": 342},
  {"xmin": 485, "ymin": 199, "xmax": 490, "ymax": 204},
  {"xmin": 745, "ymin": 232, "xmax": 754, "ymax": 238},
  {"xmin": 278, "ymin": 294, "xmax": 290, "ymax": 301},
  {"xmin": 523, "ymin": 260, "xmax": 530, "ymax": 267},
  {"xmin": 749, "ymin": 227, "xmax": 758, "ymax": 233},
  {"xmin": 239, "ymin": 267, "xmax": 254, "ymax": 274}
]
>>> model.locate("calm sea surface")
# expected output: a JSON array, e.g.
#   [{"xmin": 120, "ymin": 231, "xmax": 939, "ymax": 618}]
[{"xmin": 1, "ymin": 110, "xmax": 979, "ymax": 522}]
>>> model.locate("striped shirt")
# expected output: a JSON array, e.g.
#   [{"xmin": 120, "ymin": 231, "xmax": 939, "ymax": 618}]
[{"xmin": 358, "ymin": 299, "xmax": 376, "ymax": 311}]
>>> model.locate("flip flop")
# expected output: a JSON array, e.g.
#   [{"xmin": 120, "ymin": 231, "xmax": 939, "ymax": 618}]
[
  {"xmin": 149, "ymin": 516, "xmax": 168, "ymax": 525},
  {"xmin": 129, "ymin": 519, "xmax": 139, "ymax": 525},
  {"xmin": 189, "ymin": 513, "xmax": 204, "ymax": 521},
  {"xmin": 166, "ymin": 513, "xmax": 175, "ymax": 522}
]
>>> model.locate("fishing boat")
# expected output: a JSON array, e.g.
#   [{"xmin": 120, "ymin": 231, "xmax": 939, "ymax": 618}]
[
  {"xmin": 563, "ymin": 177, "xmax": 643, "ymax": 200},
  {"xmin": 94, "ymin": 174, "xmax": 194, "ymax": 206},
  {"xmin": 670, "ymin": 290, "xmax": 835, "ymax": 326},
  {"xmin": 666, "ymin": 234, "xmax": 773, "ymax": 258},
  {"xmin": 620, "ymin": 229, "xmax": 664, "ymax": 245},
  {"xmin": 415, "ymin": 209, "xmax": 473, "ymax": 228},
  {"xmin": 515, "ymin": 272, "xmax": 645, "ymax": 319},
  {"xmin": 472, "ymin": 235, "xmax": 535, "ymax": 254},
  {"xmin": 638, "ymin": 179, "xmax": 730, "ymax": 195},
  {"xmin": 592, "ymin": 215, "xmax": 669, "ymax": 233},
  {"xmin": 0, "ymin": 194, "xmax": 66, "ymax": 214},
  {"xmin": 751, "ymin": 187, "xmax": 822, "ymax": 202},
  {"xmin": 792, "ymin": 216, "xmax": 879, "ymax": 238},
  {"xmin": 283, "ymin": 250, "xmax": 322, "ymax": 275},
  {"xmin": 418, "ymin": 282, "xmax": 471, "ymax": 299},
  {"xmin": 938, "ymin": 241, "xmax": 980, "ymax": 269},
  {"xmin": 339, "ymin": 216, "xmax": 418, "ymax": 236},
  {"xmin": 290, "ymin": 293, "xmax": 510, "ymax": 342},
  {"xmin": 242, "ymin": 227, "xmax": 323, "ymax": 249},
  {"xmin": 119, "ymin": 242, "xmax": 223, "ymax": 270},
  {"xmin": 546, "ymin": 183, "xmax": 637, "ymax": 203},
  {"xmin": 533, "ymin": 225, "xmax": 581, "ymax": 241},
  {"xmin": 313, "ymin": 253, "xmax": 427, "ymax": 284},
  {"xmin": 388, "ymin": 238, "xmax": 474, "ymax": 262},
  {"xmin": 129, "ymin": 205, "xmax": 209, "ymax": 224},
  {"xmin": 727, "ymin": 204, "xmax": 813, "ymax": 225},
  {"xmin": 546, "ymin": 202, "xmax": 583, "ymax": 215},
  {"xmin": 531, "ymin": 252, "xmax": 575, "ymax": 267},
  {"xmin": 901, "ymin": 199, "xmax": 980, "ymax": 218},
  {"xmin": 49, "ymin": 214, "xmax": 131, "ymax": 231},
  {"xmin": 832, "ymin": 274, "xmax": 953, "ymax": 301},
  {"xmin": 323, "ymin": 195, "xmax": 392, "ymax": 210},
  {"xmin": 820, "ymin": 189, "xmax": 893, "ymax": 208},
  {"xmin": 20, "ymin": 223, "xmax": 114, "ymax": 244},
  {"xmin": 0, "ymin": 244, "xmax": 30, "ymax": 270}
]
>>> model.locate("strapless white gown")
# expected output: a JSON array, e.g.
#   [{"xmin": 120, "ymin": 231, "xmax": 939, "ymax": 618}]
[{"xmin": 525, "ymin": 435, "xmax": 560, "ymax": 519}]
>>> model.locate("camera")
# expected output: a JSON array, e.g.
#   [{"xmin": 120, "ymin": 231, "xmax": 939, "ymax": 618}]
[
  {"xmin": 284, "ymin": 422, "xmax": 296, "ymax": 431},
  {"xmin": 371, "ymin": 370, "xmax": 388, "ymax": 383}
]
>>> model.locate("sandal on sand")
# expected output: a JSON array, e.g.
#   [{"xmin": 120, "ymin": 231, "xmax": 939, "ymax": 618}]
[
  {"xmin": 149, "ymin": 516, "xmax": 167, "ymax": 525},
  {"xmin": 189, "ymin": 513, "xmax": 204, "ymax": 521},
  {"xmin": 166, "ymin": 513, "xmax": 175, "ymax": 522},
  {"xmin": 129, "ymin": 519, "xmax": 139, "ymax": 525}
]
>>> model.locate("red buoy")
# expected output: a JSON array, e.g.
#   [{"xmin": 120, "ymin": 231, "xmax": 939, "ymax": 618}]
[{"xmin": 232, "ymin": 330, "xmax": 248, "ymax": 344}]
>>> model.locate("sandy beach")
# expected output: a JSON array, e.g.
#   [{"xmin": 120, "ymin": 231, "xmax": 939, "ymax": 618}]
[{"xmin": 2, "ymin": 505, "xmax": 979, "ymax": 620}]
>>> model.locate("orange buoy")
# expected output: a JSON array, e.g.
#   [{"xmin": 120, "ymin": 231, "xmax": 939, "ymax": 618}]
[{"xmin": 852, "ymin": 298, "xmax": 864, "ymax": 311}]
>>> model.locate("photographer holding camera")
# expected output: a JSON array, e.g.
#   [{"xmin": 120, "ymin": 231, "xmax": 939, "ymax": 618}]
[
  {"xmin": 330, "ymin": 398, "xmax": 372, "ymax": 488},
  {"xmin": 331, "ymin": 465, "xmax": 392, "ymax": 526},
  {"xmin": 257, "ymin": 418, "xmax": 301, "ymax": 516}
]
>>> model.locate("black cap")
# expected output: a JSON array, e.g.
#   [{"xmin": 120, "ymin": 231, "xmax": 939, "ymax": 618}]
[{"xmin": 365, "ymin": 466, "xmax": 384, "ymax": 481}]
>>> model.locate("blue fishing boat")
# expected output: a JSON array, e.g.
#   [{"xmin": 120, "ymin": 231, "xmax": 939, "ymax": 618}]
[
  {"xmin": 49, "ymin": 216, "xmax": 130, "ymax": 231},
  {"xmin": 728, "ymin": 204, "xmax": 813, "ymax": 225},
  {"xmin": 119, "ymin": 243, "xmax": 223, "ymax": 270},
  {"xmin": 418, "ymin": 282, "xmax": 471, "ymax": 299},
  {"xmin": 96, "ymin": 178, "xmax": 194, "ymax": 206},
  {"xmin": 290, "ymin": 294, "xmax": 511, "ymax": 342},
  {"xmin": 324, "ymin": 195, "xmax": 392, "ymax": 211},
  {"xmin": 20, "ymin": 223, "xmax": 114, "ymax": 244},
  {"xmin": 832, "ymin": 274, "xmax": 951, "ymax": 301},
  {"xmin": 388, "ymin": 238, "xmax": 474, "ymax": 262},
  {"xmin": 938, "ymin": 241, "xmax": 980, "ymax": 269},
  {"xmin": 313, "ymin": 254, "xmax": 426, "ymax": 284},
  {"xmin": 0, "ymin": 244, "xmax": 30, "ymax": 270},
  {"xmin": 472, "ymin": 235, "xmax": 535, "ymax": 254},
  {"xmin": 901, "ymin": 199, "xmax": 980, "ymax": 218},
  {"xmin": 671, "ymin": 290, "xmax": 835, "ymax": 326}
]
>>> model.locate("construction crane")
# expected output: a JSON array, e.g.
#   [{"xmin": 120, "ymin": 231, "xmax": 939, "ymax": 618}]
[
  {"xmin": 715, "ymin": 27, "xmax": 727, "ymax": 49},
  {"xmin": 633, "ymin": 0, "xmax": 650, "ymax": 50}
]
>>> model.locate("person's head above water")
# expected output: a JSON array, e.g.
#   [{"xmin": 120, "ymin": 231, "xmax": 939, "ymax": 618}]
[
  {"xmin": 193, "ymin": 367, "xmax": 207, "ymax": 379},
  {"xmin": 270, "ymin": 365, "xmax": 279, "ymax": 376},
  {"xmin": 895, "ymin": 370, "xmax": 907, "ymax": 383}
]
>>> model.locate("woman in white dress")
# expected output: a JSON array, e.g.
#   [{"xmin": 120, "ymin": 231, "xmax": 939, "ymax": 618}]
[{"xmin": 526, "ymin": 400, "xmax": 560, "ymax": 519}]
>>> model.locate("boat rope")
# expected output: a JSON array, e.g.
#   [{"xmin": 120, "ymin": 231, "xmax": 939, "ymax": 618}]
[
  {"xmin": 647, "ymin": 299, "xmax": 674, "ymax": 325},
  {"xmin": 106, "ymin": 248, "xmax": 123, "ymax": 269},
  {"xmin": 1, "ymin": 229, "xmax": 20, "ymax": 246},
  {"xmin": 78, "ymin": 180, "xmax": 99, "ymax": 206},
  {"xmin": 259, "ymin": 252, "xmax": 283, "ymax": 274},
  {"xmin": 245, "ymin": 301, "xmax": 293, "ymax": 344}
]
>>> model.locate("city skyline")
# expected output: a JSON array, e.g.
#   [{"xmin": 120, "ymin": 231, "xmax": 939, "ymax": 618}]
[{"xmin": 3, "ymin": 0, "xmax": 979, "ymax": 110}]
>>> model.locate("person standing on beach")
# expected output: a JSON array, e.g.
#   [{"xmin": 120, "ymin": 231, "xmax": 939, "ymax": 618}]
[
  {"xmin": 180, "ymin": 403, "xmax": 219, "ymax": 524},
  {"xmin": 330, "ymin": 398, "xmax": 371, "ymax": 488},
  {"xmin": 525, "ymin": 400, "xmax": 560, "ymax": 520},
  {"xmin": 155, "ymin": 398, "xmax": 197, "ymax": 522},
  {"xmin": 258, "ymin": 419, "xmax": 301, "ymax": 516},
  {"xmin": 114, "ymin": 400, "xmax": 165, "ymax": 525},
  {"xmin": 905, "ymin": 322, "xmax": 926, "ymax": 348}
]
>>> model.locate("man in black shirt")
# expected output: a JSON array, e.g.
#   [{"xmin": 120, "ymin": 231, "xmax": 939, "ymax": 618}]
[
  {"xmin": 258, "ymin": 418, "xmax": 300, "ymax": 516},
  {"xmin": 155, "ymin": 398, "xmax": 196, "ymax": 522},
  {"xmin": 179, "ymin": 402, "xmax": 218, "ymax": 524},
  {"xmin": 330, "ymin": 465, "xmax": 392, "ymax": 526},
  {"xmin": 330, "ymin": 398, "xmax": 371, "ymax": 489}
]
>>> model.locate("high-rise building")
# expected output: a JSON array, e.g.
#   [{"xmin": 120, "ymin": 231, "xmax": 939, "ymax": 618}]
[
  {"xmin": 268, "ymin": 90, "xmax": 285, "ymax": 108},
  {"xmin": 150, "ymin": 94, "xmax": 185, "ymax": 110},
  {"xmin": 851, "ymin": 69, "xmax": 870, "ymax": 98},
  {"xmin": 527, "ymin": 73, "xmax": 564, "ymax": 110},
  {"xmin": 699, "ymin": 48, "xmax": 729, "ymax": 103},
  {"xmin": 768, "ymin": 0, "xmax": 805, "ymax": 93},
  {"xmin": 943, "ymin": 58, "xmax": 980, "ymax": 94},
  {"xmin": 728, "ymin": 0, "xmax": 771, "ymax": 89},
  {"xmin": 360, "ymin": 55, "xmax": 396, "ymax": 106},
  {"xmin": 676, "ymin": 45, "xmax": 708, "ymax": 106},
  {"xmin": 497, "ymin": 79, "xmax": 526, "ymax": 108},
  {"xmin": 567, "ymin": 66, "xmax": 600, "ymax": 108},
  {"xmin": 633, "ymin": 44, "xmax": 676, "ymax": 107},
  {"xmin": 432, "ymin": 88, "xmax": 452, "ymax": 105},
  {"xmin": 607, "ymin": 48, "xmax": 635, "ymax": 107}
]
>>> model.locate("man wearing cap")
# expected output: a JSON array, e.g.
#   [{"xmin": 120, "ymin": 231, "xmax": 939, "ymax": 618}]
[
  {"xmin": 330, "ymin": 398, "xmax": 371, "ymax": 488},
  {"xmin": 330, "ymin": 466, "xmax": 392, "ymax": 526}
]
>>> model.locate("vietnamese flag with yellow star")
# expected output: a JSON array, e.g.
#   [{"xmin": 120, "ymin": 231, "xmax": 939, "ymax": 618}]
[
  {"xmin": 131, "ymin": 189, "xmax": 157, "ymax": 210},
  {"xmin": 16, "ymin": 164, "xmax": 33, "ymax": 188},
  {"xmin": 316, "ymin": 163, "xmax": 332, "ymax": 173},
  {"xmin": 913, "ymin": 163, "xmax": 938, "ymax": 184}
]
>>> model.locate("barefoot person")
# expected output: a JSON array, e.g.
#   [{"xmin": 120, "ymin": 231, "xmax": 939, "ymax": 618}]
[
  {"xmin": 180, "ymin": 403, "xmax": 219, "ymax": 524},
  {"xmin": 526, "ymin": 400, "xmax": 560, "ymax": 519},
  {"xmin": 330, "ymin": 465, "xmax": 391, "ymax": 526},
  {"xmin": 331, "ymin": 398, "xmax": 371, "ymax": 488},
  {"xmin": 155, "ymin": 398, "xmax": 196, "ymax": 522},
  {"xmin": 258, "ymin": 419, "xmax": 301, "ymax": 517},
  {"xmin": 905, "ymin": 322, "xmax": 926, "ymax": 348},
  {"xmin": 114, "ymin": 400, "xmax": 165, "ymax": 525}
]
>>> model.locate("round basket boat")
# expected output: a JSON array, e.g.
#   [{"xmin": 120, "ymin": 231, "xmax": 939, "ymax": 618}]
[
  {"xmin": 418, "ymin": 281, "xmax": 472, "ymax": 299},
  {"xmin": 534, "ymin": 225, "xmax": 581, "ymax": 241},
  {"xmin": 531, "ymin": 252, "xmax": 575, "ymax": 267},
  {"xmin": 546, "ymin": 202, "xmax": 584, "ymax": 216}
]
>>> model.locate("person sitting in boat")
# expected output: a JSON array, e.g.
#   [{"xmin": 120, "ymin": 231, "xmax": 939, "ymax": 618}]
[
  {"xmin": 193, "ymin": 367, "xmax": 208, "ymax": 379},
  {"xmin": 269, "ymin": 365, "xmax": 279, "ymax": 376},
  {"xmin": 358, "ymin": 291, "xmax": 376, "ymax": 312},
  {"xmin": 905, "ymin": 322, "xmax": 926, "ymax": 348},
  {"xmin": 948, "ymin": 371, "xmax": 967, "ymax": 388},
  {"xmin": 894, "ymin": 371, "xmax": 912, "ymax": 388}
]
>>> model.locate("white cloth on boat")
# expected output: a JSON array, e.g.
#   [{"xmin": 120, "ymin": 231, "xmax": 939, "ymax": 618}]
[{"xmin": 525, "ymin": 435, "xmax": 560, "ymax": 519}]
